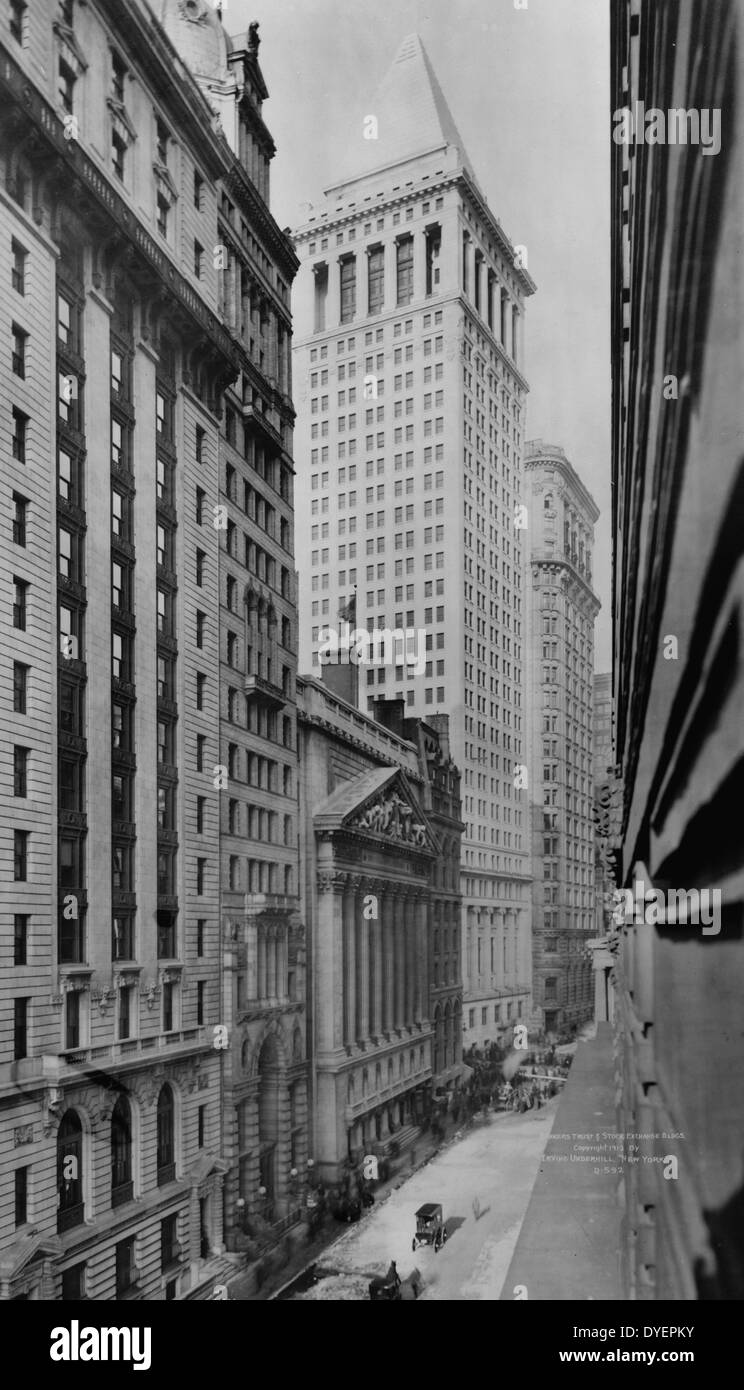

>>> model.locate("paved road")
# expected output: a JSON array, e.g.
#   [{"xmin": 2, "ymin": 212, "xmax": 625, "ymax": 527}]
[{"xmin": 288, "ymin": 1101, "xmax": 558, "ymax": 1300}]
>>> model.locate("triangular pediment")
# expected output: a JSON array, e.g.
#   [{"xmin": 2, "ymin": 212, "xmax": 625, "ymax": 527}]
[
  {"xmin": 0, "ymin": 1230, "xmax": 60, "ymax": 1283},
  {"xmin": 314, "ymin": 767, "xmax": 437, "ymax": 854}
]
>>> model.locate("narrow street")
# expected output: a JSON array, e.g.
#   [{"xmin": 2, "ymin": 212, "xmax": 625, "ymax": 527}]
[{"xmin": 285, "ymin": 1100, "xmax": 558, "ymax": 1300}]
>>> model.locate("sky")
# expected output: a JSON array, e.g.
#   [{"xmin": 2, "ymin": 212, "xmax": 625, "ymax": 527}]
[{"xmin": 225, "ymin": 0, "xmax": 612, "ymax": 669}]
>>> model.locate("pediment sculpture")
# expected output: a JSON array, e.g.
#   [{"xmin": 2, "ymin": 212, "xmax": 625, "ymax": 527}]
[{"xmin": 350, "ymin": 789, "xmax": 428, "ymax": 847}]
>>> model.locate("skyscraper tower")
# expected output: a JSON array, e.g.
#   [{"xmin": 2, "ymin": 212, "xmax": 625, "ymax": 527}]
[
  {"xmin": 524, "ymin": 441, "xmax": 600, "ymax": 1037},
  {"xmin": 292, "ymin": 35, "xmax": 536, "ymax": 1042}
]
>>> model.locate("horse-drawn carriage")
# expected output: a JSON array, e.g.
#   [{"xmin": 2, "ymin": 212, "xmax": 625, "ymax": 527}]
[{"xmin": 368, "ymin": 1261, "xmax": 422, "ymax": 1300}]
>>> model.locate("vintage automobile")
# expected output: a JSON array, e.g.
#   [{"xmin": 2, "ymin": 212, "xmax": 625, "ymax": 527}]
[{"xmin": 412, "ymin": 1202, "xmax": 447, "ymax": 1253}]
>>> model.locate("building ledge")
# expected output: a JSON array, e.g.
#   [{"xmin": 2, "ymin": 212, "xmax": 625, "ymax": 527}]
[{"xmin": 500, "ymin": 1022, "xmax": 622, "ymax": 1300}]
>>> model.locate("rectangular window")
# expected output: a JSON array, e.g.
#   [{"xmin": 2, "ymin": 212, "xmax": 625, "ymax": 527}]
[
  {"xmin": 14, "ymin": 1165, "xmax": 28, "ymax": 1228},
  {"xmin": 368, "ymin": 245, "xmax": 384, "ymax": 314},
  {"xmin": 11, "ymin": 239, "xmax": 27, "ymax": 294},
  {"xmin": 194, "ymin": 170, "xmax": 203, "ymax": 210},
  {"xmin": 157, "ymin": 194, "xmax": 169, "ymax": 237},
  {"xmin": 11, "ymin": 322, "xmax": 27, "ymax": 377},
  {"xmin": 115, "ymin": 1238, "xmax": 138, "ymax": 1297},
  {"xmin": 194, "ymin": 241, "xmax": 203, "ymax": 278},
  {"xmin": 396, "ymin": 236, "xmax": 413, "ymax": 305},
  {"xmin": 12, "ymin": 493, "xmax": 27, "ymax": 546},
  {"xmin": 197, "ymin": 980, "xmax": 205, "ymax": 1026},
  {"xmin": 58, "ymin": 58, "xmax": 75, "ymax": 114},
  {"xmin": 340, "ymin": 255, "xmax": 356, "ymax": 324},
  {"xmin": 14, "ymin": 829, "xmax": 28, "ymax": 880},
  {"xmin": 10, "ymin": 1, "xmax": 26, "ymax": 45},
  {"xmin": 14, "ymin": 996, "xmax": 28, "ymax": 1059},
  {"xmin": 426, "ymin": 229, "xmax": 441, "ymax": 295},
  {"xmin": 61, "ymin": 1265, "xmax": 86, "ymax": 1301},
  {"xmin": 13, "ymin": 746, "xmax": 28, "ymax": 797},
  {"xmin": 12, "ymin": 407, "xmax": 27, "ymax": 463},
  {"xmin": 14, "ymin": 914, "xmax": 28, "ymax": 965}
]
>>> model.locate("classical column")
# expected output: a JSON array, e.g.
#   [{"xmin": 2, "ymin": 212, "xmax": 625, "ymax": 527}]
[
  {"xmin": 257, "ymin": 929, "xmax": 266, "ymax": 1001},
  {"xmin": 371, "ymin": 891, "xmax": 384, "ymax": 1038},
  {"xmin": 343, "ymin": 882, "xmax": 356, "ymax": 1047},
  {"xmin": 328, "ymin": 256, "xmax": 341, "ymax": 331},
  {"xmin": 413, "ymin": 231, "xmax": 427, "ymax": 301},
  {"xmin": 382, "ymin": 889, "xmax": 395, "ymax": 1035},
  {"xmin": 246, "ymin": 921, "xmax": 258, "ymax": 1000},
  {"xmin": 404, "ymin": 893, "xmax": 416, "ymax": 1028},
  {"xmin": 394, "ymin": 894, "xmax": 406, "ymax": 1030},
  {"xmin": 355, "ymin": 884, "xmax": 370, "ymax": 1043},
  {"xmin": 416, "ymin": 895, "xmax": 428, "ymax": 1025}
]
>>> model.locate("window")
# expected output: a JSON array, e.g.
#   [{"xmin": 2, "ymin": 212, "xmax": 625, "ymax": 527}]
[
  {"xmin": 157, "ymin": 194, "xmax": 169, "ymax": 237},
  {"xmin": 115, "ymin": 1238, "xmax": 138, "ymax": 1297},
  {"xmin": 11, "ymin": 323, "xmax": 27, "ymax": 377},
  {"xmin": 198, "ymin": 1104, "xmax": 206, "ymax": 1148},
  {"xmin": 193, "ymin": 169, "xmax": 203, "ymax": 210},
  {"xmin": 14, "ymin": 829, "xmax": 28, "ymax": 880},
  {"xmin": 112, "ymin": 914, "xmax": 134, "ymax": 962},
  {"xmin": 13, "ymin": 997, "xmax": 28, "ymax": 1059},
  {"xmin": 156, "ymin": 117, "xmax": 169, "ymax": 165},
  {"xmin": 12, "ymin": 662, "xmax": 28, "ymax": 716},
  {"xmin": 368, "ymin": 245, "xmax": 384, "ymax": 314},
  {"xmin": 14, "ymin": 913, "xmax": 28, "ymax": 965},
  {"xmin": 196, "ymin": 549, "xmax": 205, "ymax": 586},
  {"xmin": 112, "ymin": 130, "xmax": 126, "ymax": 180},
  {"xmin": 13, "ymin": 745, "xmax": 28, "ymax": 797},
  {"xmin": 161, "ymin": 1213, "xmax": 180, "ymax": 1270},
  {"xmin": 14, "ymin": 1165, "xmax": 28, "ymax": 1228},
  {"xmin": 11, "ymin": 239, "xmax": 27, "ymax": 294},
  {"xmin": 12, "ymin": 493, "xmax": 27, "ymax": 546},
  {"xmin": 194, "ymin": 241, "xmax": 203, "ymax": 278},
  {"xmin": 111, "ymin": 48, "xmax": 126, "ymax": 102},
  {"xmin": 340, "ymin": 255, "xmax": 356, "ymax": 323},
  {"xmin": 197, "ymin": 980, "xmax": 205, "ymax": 1026},
  {"xmin": 10, "ymin": 0, "xmax": 26, "ymax": 44},
  {"xmin": 157, "ymin": 1085, "xmax": 175, "ymax": 1182},
  {"xmin": 12, "ymin": 407, "xmax": 27, "ymax": 462},
  {"xmin": 111, "ymin": 1096, "xmax": 132, "ymax": 1205},
  {"xmin": 61, "ymin": 1264, "xmax": 86, "ymax": 1300},
  {"xmin": 396, "ymin": 236, "xmax": 413, "ymax": 305},
  {"xmin": 57, "ymin": 1111, "xmax": 83, "ymax": 1233},
  {"xmin": 58, "ymin": 58, "xmax": 75, "ymax": 114}
]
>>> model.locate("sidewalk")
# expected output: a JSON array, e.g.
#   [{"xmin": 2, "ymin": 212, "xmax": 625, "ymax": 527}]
[{"xmin": 227, "ymin": 1113, "xmax": 484, "ymax": 1301}]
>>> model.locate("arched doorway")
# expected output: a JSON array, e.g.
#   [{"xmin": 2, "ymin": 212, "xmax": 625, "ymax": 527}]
[{"xmin": 257, "ymin": 1033, "xmax": 281, "ymax": 1216}]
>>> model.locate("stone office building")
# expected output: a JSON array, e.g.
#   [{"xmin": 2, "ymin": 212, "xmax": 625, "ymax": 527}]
[
  {"xmin": 524, "ymin": 441, "xmax": 600, "ymax": 1037},
  {"xmin": 291, "ymin": 34, "xmax": 536, "ymax": 1046},
  {"xmin": 611, "ymin": 0, "xmax": 744, "ymax": 1299},
  {"xmin": 297, "ymin": 677, "xmax": 463, "ymax": 1181},
  {"xmin": 0, "ymin": 0, "xmax": 300, "ymax": 1299}
]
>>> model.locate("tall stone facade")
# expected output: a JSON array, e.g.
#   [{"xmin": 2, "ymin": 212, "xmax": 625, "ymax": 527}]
[
  {"xmin": 524, "ymin": 441, "xmax": 600, "ymax": 1038},
  {"xmin": 291, "ymin": 34, "xmax": 536, "ymax": 1046}
]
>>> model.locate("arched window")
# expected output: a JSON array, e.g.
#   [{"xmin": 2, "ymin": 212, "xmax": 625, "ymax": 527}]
[
  {"xmin": 111, "ymin": 1095, "xmax": 133, "ymax": 1207},
  {"xmin": 156, "ymin": 1085, "xmax": 175, "ymax": 1185},
  {"xmin": 57, "ymin": 1110, "xmax": 84, "ymax": 1233}
]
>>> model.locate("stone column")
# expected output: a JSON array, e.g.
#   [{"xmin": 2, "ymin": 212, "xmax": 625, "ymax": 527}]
[
  {"xmin": 343, "ymin": 883, "xmax": 356, "ymax": 1047},
  {"xmin": 371, "ymin": 891, "xmax": 384, "ymax": 1037},
  {"xmin": 316, "ymin": 871, "xmax": 346, "ymax": 1052},
  {"xmin": 417, "ymin": 895, "xmax": 429, "ymax": 1025},
  {"xmin": 382, "ymin": 890, "xmax": 395, "ymax": 1034},
  {"xmin": 246, "ymin": 920, "xmax": 258, "ymax": 1000},
  {"xmin": 355, "ymin": 884, "xmax": 370, "ymax": 1043},
  {"xmin": 413, "ymin": 231, "xmax": 427, "ymax": 301},
  {"xmin": 404, "ymin": 893, "xmax": 416, "ymax": 1028},
  {"xmin": 257, "ymin": 930, "xmax": 266, "ymax": 1000},
  {"xmin": 394, "ymin": 894, "xmax": 406, "ymax": 1030}
]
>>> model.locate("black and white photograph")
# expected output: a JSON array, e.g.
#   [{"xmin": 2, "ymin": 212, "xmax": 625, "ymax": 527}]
[{"xmin": 0, "ymin": 0, "xmax": 741, "ymax": 1358}]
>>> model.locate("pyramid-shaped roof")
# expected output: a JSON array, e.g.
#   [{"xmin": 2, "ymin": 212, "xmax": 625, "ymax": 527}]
[{"xmin": 329, "ymin": 33, "xmax": 477, "ymax": 190}]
